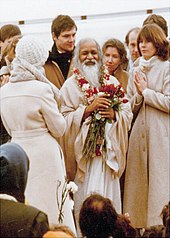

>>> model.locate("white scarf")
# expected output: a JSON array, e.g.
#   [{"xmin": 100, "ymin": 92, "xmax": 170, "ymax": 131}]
[
  {"xmin": 10, "ymin": 57, "xmax": 61, "ymax": 103},
  {"xmin": 139, "ymin": 56, "xmax": 158, "ymax": 72}
]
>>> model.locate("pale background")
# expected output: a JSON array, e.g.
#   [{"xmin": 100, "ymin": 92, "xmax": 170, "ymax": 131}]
[{"xmin": 1, "ymin": 0, "xmax": 169, "ymax": 49}]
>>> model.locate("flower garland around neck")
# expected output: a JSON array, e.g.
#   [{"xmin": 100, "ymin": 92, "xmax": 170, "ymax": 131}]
[
  {"xmin": 73, "ymin": 65, "xmax": 110, "ymax": 105},
  {"xmin": 73, "ymin": 65, "xmax": 128, "ymax": 160}
]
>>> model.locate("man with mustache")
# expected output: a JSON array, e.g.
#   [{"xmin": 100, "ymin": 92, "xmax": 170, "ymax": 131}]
[{"xmin": 60, "ymin": 38, "xmax": 133, "ymax": 235}]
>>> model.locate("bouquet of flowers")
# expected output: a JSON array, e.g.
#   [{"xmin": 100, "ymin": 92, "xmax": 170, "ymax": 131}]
[
  {"xmin": 56, "ymin": 178, "xmax": 78, "ymax": 223},
  {"xmin": 74, "ymin": 65, "xmax": 128, "ymax": 160}
]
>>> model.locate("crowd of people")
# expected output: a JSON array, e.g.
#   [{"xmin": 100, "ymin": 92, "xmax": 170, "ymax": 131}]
[{"xmin": 0, "ymin": 13, "xmax": 169, "ymax": 238}]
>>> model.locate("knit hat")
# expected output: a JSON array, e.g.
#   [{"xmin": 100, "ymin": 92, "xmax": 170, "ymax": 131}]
[{"xmin": 15, "ymin": 35, "xmax": 48, "ymax": 66}]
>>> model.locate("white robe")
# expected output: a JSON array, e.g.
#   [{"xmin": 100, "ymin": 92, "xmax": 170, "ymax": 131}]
[{"xmin": 60, "ymin": 74, "xmax": 133, "ymax": 234}]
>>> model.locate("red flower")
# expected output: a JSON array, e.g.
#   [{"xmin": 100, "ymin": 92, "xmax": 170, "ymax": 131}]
[
  {"xmin": 86, "ymin": 89, "xmax": 94, "ymax": 97},
  {"xmin": 79, "ymin": 78, "xmax": 88, "ymax": 87},
  {"xmin": 74, "ymin": 68, "xmax": 80, "ymax": 74},
  {"xmin": 123, "ymin": 99, "xmax": 128, "ymax": 103},
  {"xmin": 93, "ymin": 87, "xmax": 98, "ymax": 95}
]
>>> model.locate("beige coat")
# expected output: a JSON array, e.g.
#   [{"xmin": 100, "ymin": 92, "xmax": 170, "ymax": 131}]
[
  {"xmin": 44, "ymin": 60, "xmax": 74, "ymax": 89},
  {"xmin": 123, "ymin": 57, "xmax": 170, "ymax": 228},
  {"xmin": 44, "ymin": 61, "xmax": 65, "ymax": 89},
  {"xmin": 1, "ymin": 80, "xmax": 76, "ymax": 232}
]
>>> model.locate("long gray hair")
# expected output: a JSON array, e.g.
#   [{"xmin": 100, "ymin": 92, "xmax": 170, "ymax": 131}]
[{"xmin": 73, "ymin": 38, "xmax": 102, "ymax": 70}]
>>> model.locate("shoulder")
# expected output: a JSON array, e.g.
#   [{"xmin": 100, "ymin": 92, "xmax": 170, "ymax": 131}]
[
  {"xmin": 61, "ymin": 74, "xmax": 77, "ymax": 91},
  {"xmin": 0, "ymin": 200, "xmax": 49, "ymax": 237},
  {"xmin": 43, "ymin": 61, "xmax": 65, "ymax": 89},
  {"xmin": 109, "ymin": 75, "xmax": 120, "ymax": 86},
  {"xmin": 1, "ymin": 199, "xmax": 46, "ymax": 217}
]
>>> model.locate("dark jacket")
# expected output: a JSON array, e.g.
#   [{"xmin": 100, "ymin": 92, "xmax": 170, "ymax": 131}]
[
  {"xmin": 0, "ymin": 199, "xmax": 49, "ymax": 238},
  {"xmin": 44, "ymin": 44, "xmax": 73, "ymax": 89}
]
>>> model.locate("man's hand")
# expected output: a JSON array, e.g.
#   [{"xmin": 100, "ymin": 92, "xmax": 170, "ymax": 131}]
[
  {"xmin": 83, "ymin": 94, "xmax": 112, "ymax": 120},
  {"xmin": 99, "ymin": 107, "xmax": 116, "ymax": 121}
]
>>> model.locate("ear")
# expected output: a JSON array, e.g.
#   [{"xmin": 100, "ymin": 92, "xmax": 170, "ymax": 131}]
[{"xmin": 52, "ymin": 32, "xmax": 57, "ymax": 42}]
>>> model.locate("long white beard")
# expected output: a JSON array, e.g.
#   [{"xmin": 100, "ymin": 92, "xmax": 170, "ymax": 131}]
[{"xmin": 81, "ymin": 61, "xmax": 100, "ymax": 88}]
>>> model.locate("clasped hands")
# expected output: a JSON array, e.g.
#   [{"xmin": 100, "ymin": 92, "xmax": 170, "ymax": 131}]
[
  {"xmin": 134, "ymin": 71, "xmax": 147, "ymax": 95},
  {"xmin": 83, "ymin": 94, "xmax": 115, "ymax": 121}
]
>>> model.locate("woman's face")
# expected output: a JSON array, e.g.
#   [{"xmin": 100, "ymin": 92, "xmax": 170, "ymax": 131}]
[
  {"xmin": 103, "ymin": 46, "xmax": 121, "ymax": 74},
  {"xmin": 139, "ymin": 38, "xmax": 156, "ymax": 60}
]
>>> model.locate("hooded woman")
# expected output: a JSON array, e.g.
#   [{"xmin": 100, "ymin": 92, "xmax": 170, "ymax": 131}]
[{"xmin": 0, "ymin": 142, "xmax": 49, "ymax": 237}]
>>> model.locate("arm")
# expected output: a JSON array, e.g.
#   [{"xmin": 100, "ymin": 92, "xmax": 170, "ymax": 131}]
[
  {"xmin": 41, "ymin": 86, "xmax": 66, "ymax": 138},
  {"xmin": 134, "ymin": 66, "xmax": 170, "ymax": 113}
]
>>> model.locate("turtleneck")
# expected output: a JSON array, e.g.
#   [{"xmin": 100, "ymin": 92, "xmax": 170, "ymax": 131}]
[{"xmin": 47, "ymin": 44, "xmax": 73, "ymax": 79}]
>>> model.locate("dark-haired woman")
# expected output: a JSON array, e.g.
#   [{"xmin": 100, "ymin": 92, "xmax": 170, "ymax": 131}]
[{"xmin": 124, "ymin": 24, "xmax": 170, "ymax": 228}]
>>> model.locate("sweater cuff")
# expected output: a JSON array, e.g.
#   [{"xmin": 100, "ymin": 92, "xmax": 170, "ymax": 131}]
[{"xmin": 135, "ymin": 93, "xmax": 143, "ymax": 105}]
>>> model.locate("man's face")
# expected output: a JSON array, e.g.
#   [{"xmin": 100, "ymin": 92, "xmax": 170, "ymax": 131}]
[
  {"xmin": 53, "ymin": 26, "xmax": 76, "ymax": 53},
  {"xmin": 79, "ymin": 40, "xmax": 99, "ymax": 65},
  {"xmin": 128, "ymin": 30, "xmax": 140, "ymax": 62}
]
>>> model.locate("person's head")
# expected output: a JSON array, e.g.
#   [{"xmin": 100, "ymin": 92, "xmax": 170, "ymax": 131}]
[
  {"xmin": 0, "ymin": 24, "xmax": 21, "ymax": 67},
  {"xmin": 137, "ymin": 24, "xmax": 169, "ymax": 61},
  {"xmin": 79, "ymin": 193, "xmax": 137, "ymax": 238},
  {"xmin": 2, "ymin": 35, "xmax": 22, "ymax": 65},
  {"xmin": 43, "ymin": 225, "xmax": 76, "ymax": 238},
  {"xmin": 143, "ymin": 14, "xmax": 168, "ymax": 37},
  {"xmin": 160, "ymin": 201, "xmax": 170, "ymax": 237},
  {"xmin": 102, "ymin": 38, "xmax": 128, "ymax": 74},
  {"xmin": 73, "ymin": 38, "xmax": 102, "ymax": 87},
  {"xmin": 51, "ymin": 15, "xmax": 77, "ymax": 53},
  {"xmin": 125, "ymin": 27, "xmax": 140, "ymax": 62},
  {"xmin": 15, "ymin": 35, "xmax": 48, "ymax": 67},
  {"xmin": 0, "ymin": 143, "xmax": 29, "ymax": 203}
]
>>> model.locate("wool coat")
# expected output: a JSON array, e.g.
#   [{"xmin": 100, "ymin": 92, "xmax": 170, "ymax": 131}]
[
  {"xmin": 0, "ymin": 80, "xmax": 76, "ymax": 232},
  {"xmin": 123, "ymin": 56, "xmax": 170, "ymax": 228}
]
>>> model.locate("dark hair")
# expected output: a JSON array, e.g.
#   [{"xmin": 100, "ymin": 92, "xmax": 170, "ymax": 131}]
[
  {"xmin": 160, "ymin": 201, "xmax": 170, "ymax": 237},
  {"xmin": 51, "ymin": 15, "xmax": 77, "ymax": 37},
  {"xmin": 137, "ymin": 24, "xmax": 169, "ymax": 61},
  {"xmin": 0, "ymin": 24, "xmax": 21, "ymax": 42},
  {"xmin": 143, "ymin": 14, "xmax": 168, "ymax": 37},
  {"xmin": 79, "ymin": 193, "xmax": 137, "ymax": 238},
  {"xmin": 125, "ymin": 27, "xmax": 140, "ymax": 46},
  {"xmin": 102, "ymin": 38, "xmax": 128, "ymax": 69}
]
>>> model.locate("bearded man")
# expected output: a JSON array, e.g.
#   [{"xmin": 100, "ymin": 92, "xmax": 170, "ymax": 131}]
[{"xmin": 60, "ymin": 38, "xmax": 133, "ymax": 233}]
